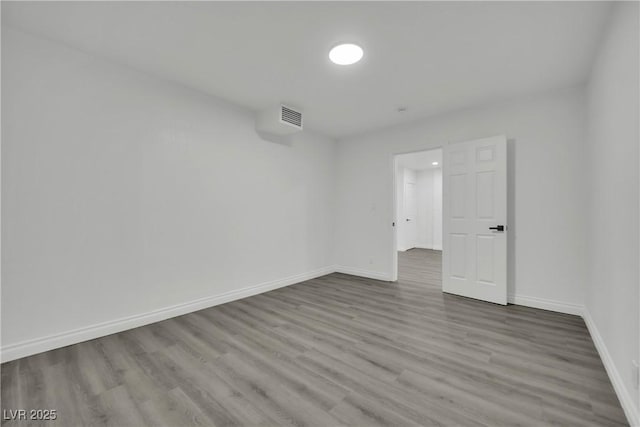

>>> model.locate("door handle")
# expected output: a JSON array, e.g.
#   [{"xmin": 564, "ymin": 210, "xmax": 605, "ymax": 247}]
[
  {"xmin": 489, "ymin": 225, "xmax": 505, "ymax": 232},
  {"xmin": 406, "ymin": 218, "xmax": 411, "ymax": 222}
]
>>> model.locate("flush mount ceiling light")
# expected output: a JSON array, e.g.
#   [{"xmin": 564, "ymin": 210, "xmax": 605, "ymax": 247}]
[
  {"xmin": 329, "ymin": 43, "xmax": 363, "ymax": 65},
  {"xmin": 432, "ymin": 162, "xmax": 439, "ymax": 166}
]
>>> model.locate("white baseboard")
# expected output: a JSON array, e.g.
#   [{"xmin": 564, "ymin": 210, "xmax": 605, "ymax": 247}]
[
  {"xmin": 334, "ymin": 265, "xmax": 393, "ymax": 282},
  {"xmin": 583, "ymin": 309, "xmax": 639, "ymax": 427},
  {"xmin": 508, "ymin": 293, "xmax": 584, "ymax": 316},
  {"xmin": 0, "ymin": 266, "xmax": 335, "ymax": 363}
]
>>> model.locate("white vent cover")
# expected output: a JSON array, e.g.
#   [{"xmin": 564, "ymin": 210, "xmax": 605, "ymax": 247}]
[{"xmin": 256, "ymin": 104, "xmax": 303, "ymax": 136}]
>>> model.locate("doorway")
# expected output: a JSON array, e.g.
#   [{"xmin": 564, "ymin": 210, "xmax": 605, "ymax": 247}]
[
  {"xmin": 441, "ymin": 135, "xmax": 508, "ymax": 304},
  {"xmin": 392, "ymin": 136, "xmax": 508, "ymax": 305},
  {"xmin": 394, "ymin": 149, "xmax": 443, "ymax": 284}
]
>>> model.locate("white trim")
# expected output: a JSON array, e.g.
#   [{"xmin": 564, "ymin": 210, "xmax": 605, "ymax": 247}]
[
  {"xmin": 583, "ymin": 309, "xmax": 639, "ymax": 427},
  {"xmin": 508, "ymin": 293, "xmax": 584, "ymax": 316},
  {"xmin": 334, "ymin": 265, "xmax": 393, "ymax": 282},
  {"xmin": 0, "ymin": 266, "xmax": 335, "ymax": 363},
  {"xmin": 391, "ymin": 154, "xmax": 399, "ymax": 282}
]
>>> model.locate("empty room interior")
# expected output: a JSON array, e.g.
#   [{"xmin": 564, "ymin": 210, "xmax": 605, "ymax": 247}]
[{"xmin": 1, "ymin": 1, "xmax": 639, "ymax": 426}]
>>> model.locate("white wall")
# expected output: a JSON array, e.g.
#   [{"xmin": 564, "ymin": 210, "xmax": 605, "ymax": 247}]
[
  {"xmin": 585, "ymin": 2, "xmax": 639, "ymax": 423},
  {"xmin": 335, "ymin": 86, "xmax": 588, "ymax": 308},
  {"xmin": 415, "ymin": 169, "xmax": 433, "ymax": 249},
  {"xmin": 1, "ymin": 28, "xmax": 337, "ymax": 359},
  {"xmin": 416, "ymin": 168, "xmax": 442, "ymax": 250}
]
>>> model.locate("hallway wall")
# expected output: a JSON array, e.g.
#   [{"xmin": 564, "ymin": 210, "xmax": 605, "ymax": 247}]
[{"xmin": 416, "ymin": 168, "xmax": 442, "ymax": 250}]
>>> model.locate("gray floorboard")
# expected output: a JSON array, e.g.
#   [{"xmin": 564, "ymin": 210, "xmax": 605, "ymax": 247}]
[{"xmin": 1, "ymin": 249, "xmax": 628, "ymax": 426}]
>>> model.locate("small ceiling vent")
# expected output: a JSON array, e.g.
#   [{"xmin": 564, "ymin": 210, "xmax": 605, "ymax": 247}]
[
  {"xmin": 281, "ymin": 105, "xmax": 303, "ymax": 129},
  {"xmin": 256, "ymin": 104, "xmax": 303, "ymax": 136}
]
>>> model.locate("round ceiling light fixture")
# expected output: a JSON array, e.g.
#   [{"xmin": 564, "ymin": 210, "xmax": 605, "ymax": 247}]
[{"xmin": 329, "ymin": 43, "xmax": 364, "ymax": 65}]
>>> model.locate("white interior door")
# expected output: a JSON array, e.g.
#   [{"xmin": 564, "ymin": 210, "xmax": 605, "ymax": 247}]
[
  {"xmin": 443, "ymin": 135, "xmax": 507, "ymax": 305},
  {"xmin": 404, "ymin": 180, "xmax": 417, "ymax": 250}
]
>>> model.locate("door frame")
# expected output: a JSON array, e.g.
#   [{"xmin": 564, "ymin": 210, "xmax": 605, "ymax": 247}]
[{"xmin": 391, "ymin": 145, "xmax": 444, "ymax": 282}]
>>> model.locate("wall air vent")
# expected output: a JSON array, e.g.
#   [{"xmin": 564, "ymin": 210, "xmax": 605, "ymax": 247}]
[{"xmin": 256, "ymin": 104, "xmax": 303, "ymax": 137}]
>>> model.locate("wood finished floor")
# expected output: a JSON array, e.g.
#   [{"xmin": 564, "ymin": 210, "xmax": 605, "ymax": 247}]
[{"xmin": 1, "ymin": 249, "xmax": 627, "ymax": 427}]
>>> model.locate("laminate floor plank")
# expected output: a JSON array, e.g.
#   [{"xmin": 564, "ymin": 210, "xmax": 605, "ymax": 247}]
[{"xmin": 1, "ymin": 249, "xmax": 627, "ymax": 426}]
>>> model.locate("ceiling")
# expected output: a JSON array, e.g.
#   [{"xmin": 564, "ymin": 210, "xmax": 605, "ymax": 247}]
[
  {"xmin": 2, "ymin": 2, "xmax": 612, "ymax": 139},
  {"xmin": 397, "ymin": 149, "xmax": 442, "ymax": 172}
]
